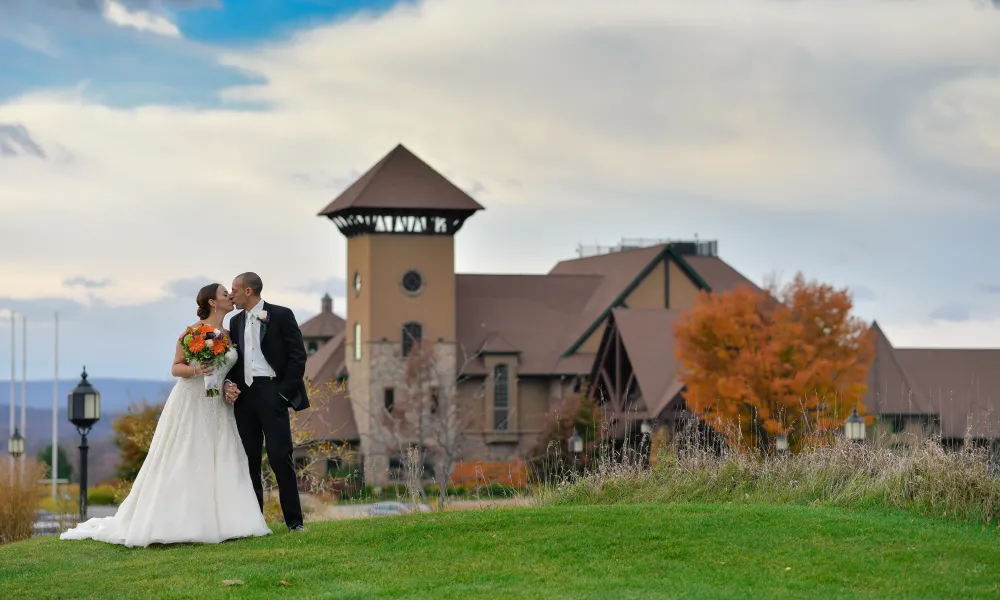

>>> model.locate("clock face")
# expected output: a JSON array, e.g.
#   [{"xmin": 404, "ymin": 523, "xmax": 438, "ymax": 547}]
[{"xmin": 353, "ymin": 271, "xmax": 362, "ymax": 294}]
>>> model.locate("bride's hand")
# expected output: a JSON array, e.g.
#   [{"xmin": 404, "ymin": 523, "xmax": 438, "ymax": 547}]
[
  {"xmin": 223, "ymin": 381, "xmax": 240, "ymax": 404},
  {"xmin": 194, "ymin": 363, "xmax": 215, "ymax": 376}
]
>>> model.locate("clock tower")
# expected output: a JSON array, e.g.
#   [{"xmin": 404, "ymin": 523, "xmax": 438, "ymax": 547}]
[{"xmin": 318, "ymin": 144, "xmax": 484, "ymax": 485}]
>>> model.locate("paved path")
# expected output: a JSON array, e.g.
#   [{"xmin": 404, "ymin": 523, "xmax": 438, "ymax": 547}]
[
  {"xmin": 86, "ymin": 505, "xmax": 117, "ymax": 518},
  {"xmin": 32, "ymin": 505, "xmax": 118, "ymax": 537},
  {"xmin": 307, "ymin": 497, "xmax": 534, "ymax": 522}
]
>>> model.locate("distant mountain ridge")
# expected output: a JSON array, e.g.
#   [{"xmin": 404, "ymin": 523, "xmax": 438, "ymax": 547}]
[
  {"xmin": 0, "ymin": 404, "xmax": 124, "ymax": 485},
  {"xmin": 0, "ymin": 378, "xmax": 174, "ymax": 415},
  {"xmin": 0, "ymin": 379, "xmax": 171, "ymax": 485},
  {"xmin": 0, "ymin": 403, "xmax": 116, "ymax": 450}
]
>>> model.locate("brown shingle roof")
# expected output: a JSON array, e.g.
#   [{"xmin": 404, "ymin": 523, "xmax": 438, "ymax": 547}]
[
  {"xmin": 863, "ymin": 323, "xmax": 932, "ymax": 417},
  {"xmin": 550, "ymin": 245, "xmax": 667, "ymax": 353},
  {"xmin": 895, "ymin": 347, "xmax": 1000, "ymax": 439},
  {"xmin": 301, "ymin": 332, "xmax": 357, "ymax": 442},
  {"xmin": 301, "ymin": 310, "xmax": 346, "ymax": 339},
  {"xmin": 550, "ymin": 353, "xmax": 597, "ymax": 376},
  {"xmin": 477, "ymin": 333, "xmax": 520, "ymax": 355},
  {"xmin": 318, "ymin": 144, "xmax": 485, "ymax": 215},
  {"xmin": 455, "ymin": 274, "xmax": 604, "ymax": 375},
  {"xmin": 454, "ymin": 246, "xmax": 760, "ymax": 377},
  {"xmin": 683, "ymin": 256, "xmax": 760, "ymax": 293},
  {"xmin": 611, "ymin": 308, "xmax": 684, "ymax": 415},
  {"xmin": 297, "ymin": 390, "xmax": 358, "ymax": 443},
  {"xmin": 301, "ymin": 294, "xmax": 345, "ymax": 339},
  {"xmin": 305, "ymin": 331, "xmax": 345, "ymax": 383}
]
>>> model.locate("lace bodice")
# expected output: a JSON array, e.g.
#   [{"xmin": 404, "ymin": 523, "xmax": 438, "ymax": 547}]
[{"xmin": 212, "ymin": 346, "xmax": 238, "ymax": 382}]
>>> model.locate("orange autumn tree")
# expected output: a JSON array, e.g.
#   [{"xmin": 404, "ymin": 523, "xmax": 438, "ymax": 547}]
[{"xmin": 673, "ymin": 274, "xmax": 873, "ymax": 452}]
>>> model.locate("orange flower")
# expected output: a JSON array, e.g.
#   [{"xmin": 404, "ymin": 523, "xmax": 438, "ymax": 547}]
[
  {"xmin": 211, "ymin": 341, "xmax": 226, "ymax": 355},
  {"xmin": 199, "ymin": 324, "xmax": 215, "ymax": 335},
  {"xmin": 188, "ymin": 336, "xmax": 206, "ymax": 353}
]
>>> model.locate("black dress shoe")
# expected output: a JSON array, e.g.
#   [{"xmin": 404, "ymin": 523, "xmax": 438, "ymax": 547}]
[{"xmin": 289, "ymin": 524, "xmax": 307, "ymax": 533}]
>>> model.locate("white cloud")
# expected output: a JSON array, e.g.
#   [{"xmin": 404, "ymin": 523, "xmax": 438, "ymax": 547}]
[
  {"xmin": 883, "ymin": 317, "xmax": 1000, "ymax": 349},
  {"xmin": 908, "ymin": 73, "xmax": 1000, "ymax": 174},
  {"xmin": 213, "ymin": 0, "xmax": 1000, "ymax": 210},
  {"xmin": 1, "ymin": 0, "xmax": 1000, "ymax": 355},
  {"xmin": 101, "ymin": 0, "xmax": 181, "ymax": 37}
]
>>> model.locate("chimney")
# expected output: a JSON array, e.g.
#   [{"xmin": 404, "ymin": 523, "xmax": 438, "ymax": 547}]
[{"xmin": 321, "ymin": 293, "xmax": 333, "ymax": 314}]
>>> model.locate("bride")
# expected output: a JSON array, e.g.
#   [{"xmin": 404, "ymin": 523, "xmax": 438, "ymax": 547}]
[{"xmin": 61, "ymin": 283, "xmax": 273, "ymax": 547}]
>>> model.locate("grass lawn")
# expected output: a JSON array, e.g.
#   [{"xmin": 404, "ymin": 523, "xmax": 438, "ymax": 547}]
[{"xmin": 2, "ymin": 504, "xmax": 998, "ymax": 599}]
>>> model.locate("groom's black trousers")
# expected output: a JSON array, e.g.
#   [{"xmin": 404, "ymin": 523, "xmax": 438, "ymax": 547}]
[{"xmin": 234, "ymin": 377, "xmax": 303, "ymax": 529}]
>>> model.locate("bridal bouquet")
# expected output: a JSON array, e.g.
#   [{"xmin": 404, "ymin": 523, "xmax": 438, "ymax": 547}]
[{"xmin": 180, "ymin": 325, "xmax": 231, "ymax": 397}]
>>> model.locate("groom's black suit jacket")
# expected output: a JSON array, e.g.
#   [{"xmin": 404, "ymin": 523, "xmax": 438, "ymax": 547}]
[{"xmin": 229, "ymin": 302, "xmax": 310, "ymax": 411}]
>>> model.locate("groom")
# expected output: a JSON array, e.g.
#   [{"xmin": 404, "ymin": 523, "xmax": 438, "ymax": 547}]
[{"xmin": 223, "ymin": 272, "xmax": 309, "ymax": 532}]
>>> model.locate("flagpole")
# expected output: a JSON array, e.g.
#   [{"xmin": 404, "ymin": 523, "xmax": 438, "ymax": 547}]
[
  {"xmin": 8, "ymin": 310, "xmax": 14, "ymax": 474},
  {"xmin": 20, "ymin": 314, "xmax": 26, "ymax": 476},
  {"xmin": 52, "ymin": 311, "xmax": 59, "ymax": 503}
]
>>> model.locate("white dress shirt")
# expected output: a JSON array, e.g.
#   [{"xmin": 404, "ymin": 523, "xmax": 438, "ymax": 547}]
[{"xmin": 244, "ymin": 298, "xmax": 277, "ymax": 386}]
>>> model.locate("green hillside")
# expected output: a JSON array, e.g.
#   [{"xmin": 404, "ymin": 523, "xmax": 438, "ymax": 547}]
[{"xmin": 2, "ymin": 504, "xmax": 998, "ymax": 599}]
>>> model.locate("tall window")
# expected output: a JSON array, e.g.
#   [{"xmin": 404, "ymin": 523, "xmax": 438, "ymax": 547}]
[
  {"xmin": 307, "ymin": 341, "xmax": 318, "ymax": 355},
  {"xmin": 353, "ymin": 322, "xmax": 361, "ymax": 361},
  {"xmin": 384, "ymin": 387, "xmax": 395, "ymax": 413},
  {"xmin": 493, "ymin": 363, "xmax": 510, "ymax": 431},
  {"xmin": 402, "ymin": 322, "xmax": 423, "ymax": 357}
]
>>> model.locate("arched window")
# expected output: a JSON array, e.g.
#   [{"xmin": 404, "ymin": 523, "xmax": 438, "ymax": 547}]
[
  {"xmin": 493, "ymin": 363, "xmax": 510, "ymax": 431},
  {"xmin": 353, "ymin": 322, "xmax": 361, "ymax": 361},
  {"xmin": 402, "ymin": 322, "xmax": 423, "ymax": 357}
]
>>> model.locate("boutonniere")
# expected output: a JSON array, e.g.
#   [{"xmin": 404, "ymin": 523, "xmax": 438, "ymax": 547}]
[{"xmin": 256, "ymin": 310, "xmax": 270, "ymax": 339}]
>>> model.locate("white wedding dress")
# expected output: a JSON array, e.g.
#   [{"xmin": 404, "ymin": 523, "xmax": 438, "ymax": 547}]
[{"xmin": 60, "ymin": 346, "xmax": 272, "ymax": 547}]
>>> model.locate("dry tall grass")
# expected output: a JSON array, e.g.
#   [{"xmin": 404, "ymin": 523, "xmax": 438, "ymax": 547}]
[
  {"xmin": 1, "ymin": 460, "xmax": 46, "ymax": 545},
  {"xmin": 539, "ymin": 428, "xmax": 1000, "ymax": 527}
]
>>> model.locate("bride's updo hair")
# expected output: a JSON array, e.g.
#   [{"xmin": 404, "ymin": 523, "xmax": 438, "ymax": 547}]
[{"xmin": 196, "ymin": 283, "xmax": 222, "ymax": 320}]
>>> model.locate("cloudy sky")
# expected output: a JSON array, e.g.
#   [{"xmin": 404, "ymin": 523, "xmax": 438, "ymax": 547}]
[{"xmin": 1, "ymin": 0, "xmax": 999, "ymax": 380}]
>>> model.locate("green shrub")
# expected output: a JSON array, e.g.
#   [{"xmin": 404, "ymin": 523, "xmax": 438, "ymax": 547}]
[{"xmin": 87, "ymin": 485, "xmax": 117, "ymax": 506}]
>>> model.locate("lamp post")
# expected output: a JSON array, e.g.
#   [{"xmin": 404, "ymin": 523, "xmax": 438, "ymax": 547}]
[
  {"xmin": 844, "ymin": 406, "xmax": 865, "ymax": 444},
  {"xmin": 67, "ymin": 368, "xmax": 101, "ymax": 520},
  {"xmin": 7, "ymin": 427, "xmax": 24, "ymax": 485},
  {"xmin": 7, "ymin": 427, "xmax": 24, "ymax": 459},
  {"xmin": 568, "ymin": 430, "xmax": 583, "ymax": 476},
  {"xmin": 775, "ymin": 433, "xmax": 789, "ymax": 455},
  {"xmin": 640, "ymin": 421, "xmax": 653, "ymax": 466}
]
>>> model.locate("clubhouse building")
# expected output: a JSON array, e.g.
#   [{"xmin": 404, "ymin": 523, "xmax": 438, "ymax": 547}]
[{"xmin": 298, "ymin": 145, "xmax": 1000, "ymax": 486}]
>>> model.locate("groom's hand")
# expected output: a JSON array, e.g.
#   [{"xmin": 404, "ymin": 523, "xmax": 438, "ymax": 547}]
[{"xmin": 223, "ymin": 380, "xmax": 240, "ymax": 405}]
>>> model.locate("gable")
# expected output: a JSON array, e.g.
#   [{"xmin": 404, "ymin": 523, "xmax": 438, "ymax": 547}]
[
  {"xmin": 667, "ymin": 258, "xmax": 700, "ymax": 310},
  {"xmin": 626, "ymin": 260, "xmax": 666, "ymax": 308},
  {"xmin": 562, "ymin": 246, "xmax": 711, "ymax": 358}
]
